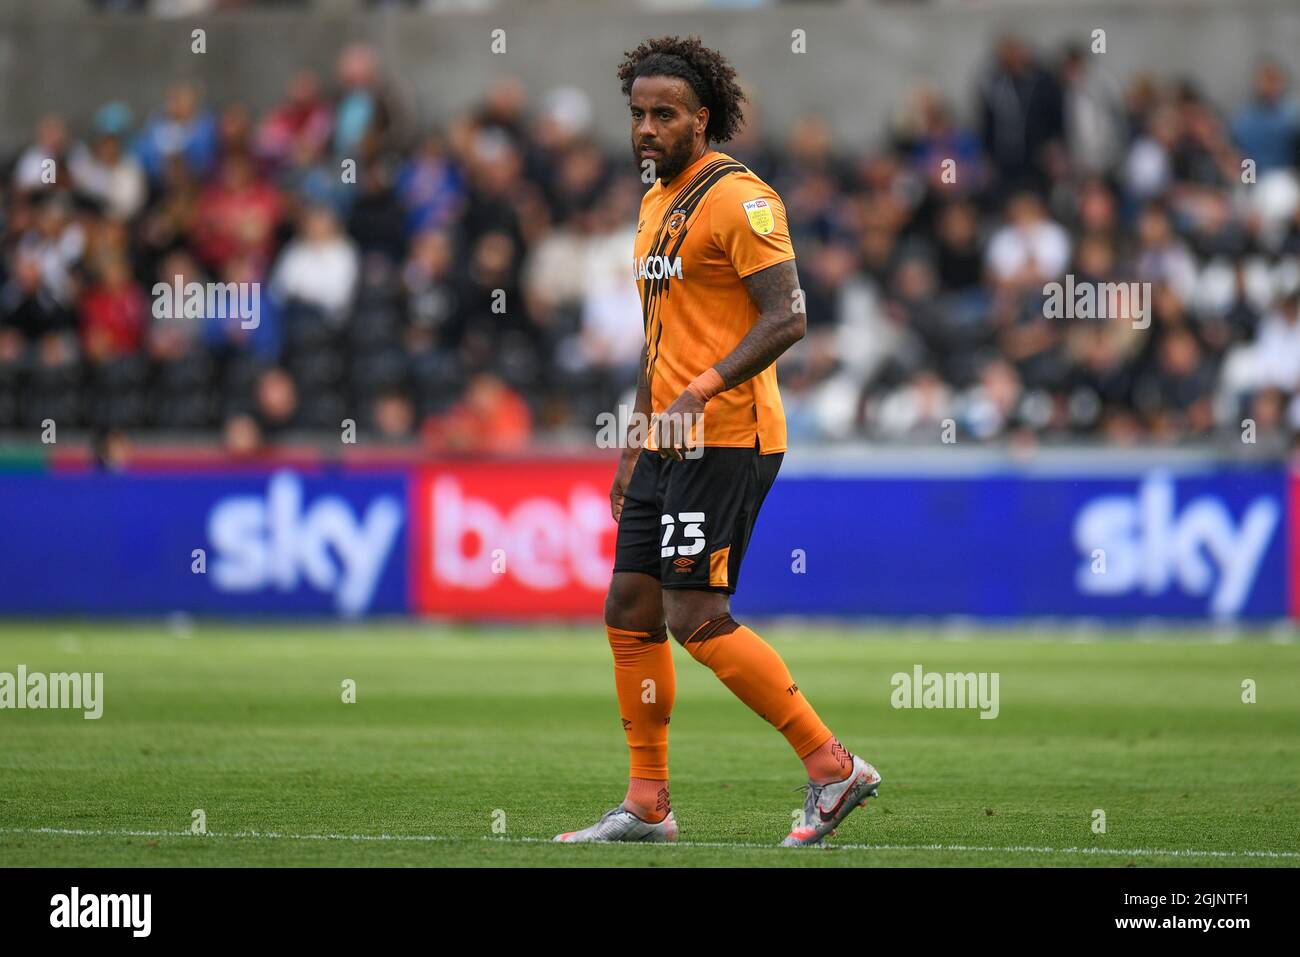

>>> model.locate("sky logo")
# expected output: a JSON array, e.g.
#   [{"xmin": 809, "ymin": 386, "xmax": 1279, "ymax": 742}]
[
  {"xmin": 207, "ymin": 472, "xmax": 404, "ymax": 616},
  {"xmin": 1073, "ymin": 473, "xmax": 1279, "ymax": 618}
]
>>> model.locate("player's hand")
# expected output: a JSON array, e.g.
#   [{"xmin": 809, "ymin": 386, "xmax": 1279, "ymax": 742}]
[
  {"xmin": 652, "ymin": 390, "xmax": 706, "ymax": 462},
  {"xmin": 610, "ymin": 449, "xmax": 639, "ymax": 522}
]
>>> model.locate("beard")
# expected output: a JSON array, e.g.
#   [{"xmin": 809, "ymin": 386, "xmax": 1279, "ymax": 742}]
[{"xmin": 632, "ymin": 133, "xmax": 698, "ymax": 184}]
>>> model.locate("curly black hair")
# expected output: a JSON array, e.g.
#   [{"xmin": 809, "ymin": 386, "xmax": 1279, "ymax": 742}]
[{"xmin": 617, "ymin": 35, "xmax": 748, "ymax": 143}]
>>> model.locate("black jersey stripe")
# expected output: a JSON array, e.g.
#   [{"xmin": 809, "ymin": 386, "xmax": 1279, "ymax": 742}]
[{"xmin": 640, "ymin": 160, "xmax": 748, "ymax": 383}]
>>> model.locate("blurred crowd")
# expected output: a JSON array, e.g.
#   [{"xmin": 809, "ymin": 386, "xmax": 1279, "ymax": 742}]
[
  {"xmin": 4, "ymin": 37, "xmax": 1300, "ymax": 454},
  {"xmin": 774, "ymin": 38, "xmax": 1300, "ymax": 450}
]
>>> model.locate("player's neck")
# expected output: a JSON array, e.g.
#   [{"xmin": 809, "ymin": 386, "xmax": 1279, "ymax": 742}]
[{"xmin": 660, "ymin": 143, "xmax": 717, "ymax": 187}]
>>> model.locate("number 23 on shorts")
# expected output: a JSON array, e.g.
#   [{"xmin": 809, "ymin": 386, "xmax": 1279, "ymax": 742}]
[{"xmin": 661, "ymin": 512, "xmax": 706, "ymax": 557}]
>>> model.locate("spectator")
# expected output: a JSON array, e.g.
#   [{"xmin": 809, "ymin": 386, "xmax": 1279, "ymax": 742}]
[
  {"xmin": 203, "ymin": 253, "xmax": 282, "ymax": 364},
  {"xmin": 985, "ymin": 190, "xmax": 1071, "ymax": 292},
  {"xmin": 80, "ymin": 255, "xmax": 147, "ymax": 362},
  {"xmin": 216, "ymin": 103, "xmax": 256, "ymax": 163},
  {"xmin": 255, "ymin": 70, "xmax": 333, "ymax": 173},
  {"xmin": 371, "ymin": 391, "xmax": 416, "ymax": 439},
  {"xmin": 455, "ymin": 229, "xmax": 530, "ymax": 367},
  {"xmin": 933, "ymin": 200, "xmax": 985, "ymax": 294},
  {"xmin": 332, "ymin": 43, "xmax": 399, "ymax": 162},
  {"xmin": 874, "ymin": 368, "xmax": 955, "ymax": 440},
  {"xmin": 957, "ymin": 357, "xmax": 1026, "ymax": 440},
  {"xmin": 397, "ymin": 131, "xmax": 466, "ymax": 236},
  {"xmin": 191, "ymin": 152, "xmax": 283, "ymax": 273},
  {"xmin": 977, "ymin": 34, "xmax": 1064, "ymax": 191},
  {"xmin": 421, "ymin": 372, "xmax": 532, "ymax": 452},
  {"xmin": 1134, "ymin": 202, "xmax": 1199, "ymax": 302},
  {"xmin": 223, "ymin": 413, "xmax": 263, "ymax": 457},
  {"xmin": 1249, "ymin": 291, "xmax": 1300, "ymax": 392},
  {"xmin": 16, "ymin": 192, "xmax": 85, "ymax": 309},
  {"xmin": 254, "ymin": 366, "xmax": 299, "ymax": 436},
  {"xmin": 148, "ymin": 248, "xmax": 207, "ymax": 362},
  {"xmin": 1232, "ymin": 59, "xmax": 1299, "ymax": 174},
  {"xmin": 347, "ymin": 160, "xmax": 408, "ymax": 265},
  {"xmin": 269, "ymin": 205, "xmax": 359, "ymax": 323},
  {"xmin": 1123, "ymin": 103, "xmax": 1179, "ymax": 204},
  {"xmin": 1, "ymin": 250, "xmax": 76, "ymax": 349},
  {"xmin": 1060, "ymin": 44, "xmax": 1125, "ymax": 176},
  {"xmin": 133, "ymin": 82, "xmax": 219, "ymax": 183},
  {"xmin": 566, "ymin": 191, "xmax": 642, "ymax": 382},
  {"xmin": 13, "ymin": 114, "xmax": 71, "ymax": 196},
  {"xmin": 1133, "ymin": 326, "xmax": 1217, "ymax": 437},
  {"xmin": 68, "ymin": 103, "xmax": 147, "ymax": 221},
  {"xmin": 901, "ymin": 86, "xmax": 985, "ymax": 200},
  {"xmin": 402, "ymin": 228, "xmax": 459, "ymax": 353}
]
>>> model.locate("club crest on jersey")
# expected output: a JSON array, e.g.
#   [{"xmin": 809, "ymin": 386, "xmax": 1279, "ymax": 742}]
[
  {"xmin": 633, "ymin": 254, "xmax": 683, "ymax": 280},
  {"xmin": 742, "ymin": 198, "xmax": 775, "ymax": 235},
  {"xmin": 666, "ymin": 208, "xmax": 688, "ymax": 237}
]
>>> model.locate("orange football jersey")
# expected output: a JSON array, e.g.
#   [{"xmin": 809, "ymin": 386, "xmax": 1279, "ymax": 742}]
[{"xmin": 633, "ymin": 149, "xmax": 795, "ymax": 453}]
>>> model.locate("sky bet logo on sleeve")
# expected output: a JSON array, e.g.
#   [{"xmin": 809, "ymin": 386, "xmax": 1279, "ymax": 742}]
[
  {"xmin": 742, "ymin": 198, "xmax": 774, "ymax": 234},
  {"xmin": 206, "ymin": 471, "xmax": 405, "ymax": 616},
  {"xmin": 1073, "ymin": 472, "xmax": 1282, "ymax": 619}
]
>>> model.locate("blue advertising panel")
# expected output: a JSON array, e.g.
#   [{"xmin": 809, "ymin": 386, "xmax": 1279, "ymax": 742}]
[
  {"xmin": 0, "ymin": 464, "xmax": 1288, "ymax": 620},
  {"xmin": 733, "ymin": 468, "xmax": 1288, "ymax": 621},
  {"xmin": 0, "ymin": 470, "xmax": 408, "ymax": 616}
]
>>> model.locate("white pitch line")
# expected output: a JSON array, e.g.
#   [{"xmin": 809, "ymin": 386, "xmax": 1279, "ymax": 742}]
[{"xmin": 2, "ymin": 827, "xmax": 1297, "ymax": 860}]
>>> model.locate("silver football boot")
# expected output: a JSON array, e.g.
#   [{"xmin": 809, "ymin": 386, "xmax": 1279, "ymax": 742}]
[
  {"xmin": 782, "ymin": 754, "xmax": 882, "ymax": 846},
  {"xmin": 553, "ymin": 805, "xmax": 679, "ymax": 843}
]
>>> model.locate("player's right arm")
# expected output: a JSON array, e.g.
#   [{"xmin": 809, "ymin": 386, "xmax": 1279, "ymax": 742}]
[{"xmin": 610, "ymin": 342, "xmax": 651, "ymax": 522}]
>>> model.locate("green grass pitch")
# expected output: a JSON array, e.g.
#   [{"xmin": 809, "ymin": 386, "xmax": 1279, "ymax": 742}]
[{"xmin": 0, "ymin": 622, "xmax": 1297, "ymax": 867}]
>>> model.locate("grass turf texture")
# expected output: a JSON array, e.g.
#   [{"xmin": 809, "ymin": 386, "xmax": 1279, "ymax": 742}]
[{"xmin": 0, "ymin": 622, "xmax": 1297, "ymax": 867}]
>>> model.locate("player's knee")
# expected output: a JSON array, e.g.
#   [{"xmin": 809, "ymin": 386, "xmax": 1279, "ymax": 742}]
[
  {"xmin": 664, "ymin": 605, "xmax": 692, "ymax": 645},
  {"xmin": 604, "ymin": 575, "xmax": 662, "ymax": 634},
  {"xmin": 667, "ymin": 623, "xmax": 696, "ymax": 648},
  {"xmin": 666, "ymin": 605, "xmax": 737, "ymax": 648}
]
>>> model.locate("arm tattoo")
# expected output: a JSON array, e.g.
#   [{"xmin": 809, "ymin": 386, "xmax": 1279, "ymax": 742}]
[{"xmin": 713, "ymin": 259, "xmax": 806, "ymax": 391}]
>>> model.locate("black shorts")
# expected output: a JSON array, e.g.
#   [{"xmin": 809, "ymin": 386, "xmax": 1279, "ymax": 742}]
[{"xmin": 612, "ymin": 444, "xmax": 783, "ymax": 594}]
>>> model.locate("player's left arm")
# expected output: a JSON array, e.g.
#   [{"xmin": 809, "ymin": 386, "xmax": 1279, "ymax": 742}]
[
  {"xmin": 653, "ymin": 259, "xmax": 804, "ymax": 459},
  {"xmin": 715, "ymin": 259, "xmax": 806, "ymax": 389},
  {"xmin": 652, "ymin": 181, "xmax": 804, "ymax": 459}
]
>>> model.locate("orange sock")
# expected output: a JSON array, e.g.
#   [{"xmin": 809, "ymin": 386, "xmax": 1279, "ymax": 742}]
[
  {"xmin": 623, "ymin": 777, "xmax": 670, "ymax": 823},
  {"xmin": 682, "ymin": 617, "xmax": 832, "ymax": 762},
  {"xmin": 802, "ymin": 734, "xmax": 854, "ymax": 785},
  {"xmin": 607, "ymin": 624, "xmax": 675, "ymax": 820}
]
